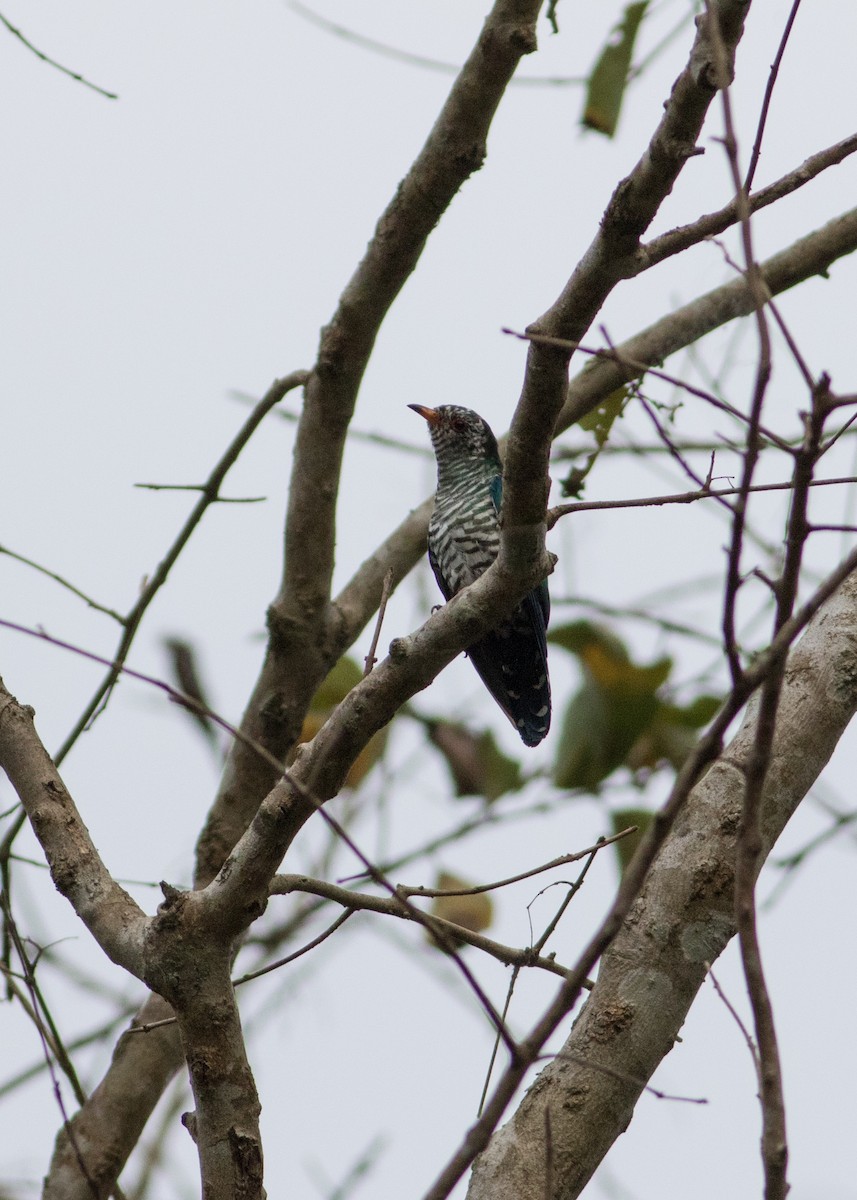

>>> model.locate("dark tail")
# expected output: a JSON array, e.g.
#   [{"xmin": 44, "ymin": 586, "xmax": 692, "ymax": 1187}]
[{"xmin": 466, "ymin": 588, "xmax": 550, "ymax": 746}]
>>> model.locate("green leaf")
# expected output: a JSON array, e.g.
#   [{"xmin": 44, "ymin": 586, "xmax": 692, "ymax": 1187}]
[
  {"xmin": 298, "ymin": 656, "xmax": 387, "ymax": 789},
  {"xmin": 628, "ymin": 693, "xmax": 721, "ymax": 773},
  {"xmin": 551, "ymin": 622, "xmax": 672, "ymax": 791},
  {"xmin": 309, "ymin": 655, "xmax": 364, "ymax": 712},
  {"xmin": 582, "ymin": 2, "xmax": 649, "ymax": 138},
  {"xmin": 561, "ymin": 386, "xmax": 629, "ymax": 498},
  {"xmin": 551, "ymin": 622, "xmax": 720, "ymax": 790},
  {"xmin": 548, "ymin": 620, "xmax": 629, "ymax": 661},
  {"xmin": 579, "ymin": 386, "xmax": 627, "ymax": 445},
  {"xmin": 550, "ymin": 621, "xmax": 671, "ymax": 694},
  {"xmin": 553, "ymin": 676, "xmax": 660, "ymax": 791},
  {"xmin": 611, "ymin": 808, "xmax": 652, "ymax": 873},
  {"xmin": 660, "ymin": 694, "xmax": 722, "ymax": 728}
]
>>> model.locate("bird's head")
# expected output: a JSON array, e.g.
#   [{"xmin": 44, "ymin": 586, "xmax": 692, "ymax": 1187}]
[{"xmin": 408, "ymin": 404, "xmax": 500, "ymax": 463}]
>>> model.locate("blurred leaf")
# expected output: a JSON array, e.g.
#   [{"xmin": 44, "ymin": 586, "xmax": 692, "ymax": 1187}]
[
  {"xmin": 550, "ymin": 621, "xmax": 671, "ymax": 692},
  {"xmin": 429, "ymin": 871, "xmax": 493, "ymax": 949},
  {"xmin": 580, "ymin": 641, "xmax": 671, "ymax": 694},
  {"xmin": 428, "ymin": 721, "xmax": 523, "ymax": 801},
  {"xmin": 309, "ymin": 656, "xmax": 364, "ymax": 711},
  {"xmin": 611, "ymin": 808, "xmax": 652, "ymax": 873},
  {"xmin": 295, "ymin": 656, "xmax": 387, "ymax": 789},
  {"xmin": 554, "ymin": 676, "xmax": 660, "ymax": 790},
  {"xmin": 627, "ymin": 692, "xmax": 721, "ymax": 774},
  {"xmin": 163, "ymin": 636, "xmax": 219, "ymax": 751},
  {"xmin": 551, "ymin": 621, "xmax": 672, "ymax": 790},
  {"xmin": 660, "ymin": 694, "xmax": 722, "ymax": 728},
  {"xmin": 579, "ymin": 387, "xmax": 627, "ymax": 442},
  {"xmin": 549, "ymin": 619, "xmax": 628, "ymax": 659},
  {"xmin": 561, "ymin": 386, "xmax": 629, "ymax": 498},
  {"xmin": 582, "ymin": 2, "xmax": 649, "ymax": 137}
]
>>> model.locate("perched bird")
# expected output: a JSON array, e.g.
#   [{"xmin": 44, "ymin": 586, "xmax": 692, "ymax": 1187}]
[{"xmin": 409, "ymin": 404, "xmax": 551, "ymax": 746}]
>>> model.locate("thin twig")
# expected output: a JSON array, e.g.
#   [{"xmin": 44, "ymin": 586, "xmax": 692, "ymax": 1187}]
[
  {"xmin": 284, "ymin": 0, "xmax": 584, "ymax": 87},
  {"xmin": 743, "ymin": 0, "xmax": 804, "ymax": 192},
  {"xmin": 399, "ymin": 831, "xmax": 633, "ymax": 898},
  {"xmin": 54, "ymin": 371, "xmax": 308, "ymax": 762},
  {"xmin": 364, "ymin": 569, "xmax": 394, "ymax": 674},
  {"xmin": 0, "ymin": 11, "xmax": 118, "ymax": 99},
  {"xmin": 268, "ymin": 877, "xmax": 575, "ymax": 980},
  {"xmin": 549, "ymin": 1050, "xmax": 708, "ymax": 1105},
  {"xmin": 709, "ymin": 12, "xmax": 793, "ymax": 1195},
  {"xmin": 134, "ymin": 483, "xmax": 266, "ymax": 503},
  {"xmin": 638, "ymin": 129, "xmax": 857, "ymax": 271},
  {"xmin": 1, "ymin": 895, "xmax": 100, "ymax": 1198},
  {"xmin": 547, "ymin": 473, "xmax": 857, "ymax": 525},
  {"xmin": 707, "ymin": 966, "xmax": 760, "ymax": 1077},
  {"xmin": 0, "ymin": 543, "xmax": 125, "ymax": 622},
  {"xmin": 477, "ymin": 841, "xmax": 604, "ymax": 1117},
  {"xmin": 233, "ymin": 910, "xmax": 354, "ymax": 987},
  {"xmin": 502, "ymin": 328, "xmax": 793, "ymax": 452}
]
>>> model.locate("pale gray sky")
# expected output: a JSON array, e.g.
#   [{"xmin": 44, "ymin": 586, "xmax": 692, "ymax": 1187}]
[{"xmin": 2, "ymin": 3, "xmax": 857, "ymax": 1198}]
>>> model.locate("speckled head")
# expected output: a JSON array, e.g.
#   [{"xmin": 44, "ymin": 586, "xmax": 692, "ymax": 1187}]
[{"xmin": 407, "ymin": 404, "xmax": 500, "ymax": 464}]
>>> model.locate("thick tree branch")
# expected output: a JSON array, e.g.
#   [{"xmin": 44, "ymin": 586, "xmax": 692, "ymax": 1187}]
[
  {"xmin": 44, "ymin": 993, "xmax": 182, "ymax": 1200},
  {"xmin": 142, "ymin": 895, "xmax": 263, "ymax": 1200},
  {"xmin": 42, "ymin": 11, "xmax": 547, "ymax": 1192},
  {"xmin": 505, "ymin": 0, "xmax": 751, "ymax": 533},
  {"xmin": 466, "ymin": 562, "xmax": 857, "ymax": 1200},
  {"xmin": 0, "ymin": 681, "xmax": 147, "ymax": 977},
  {"xmin": 559, "ymin": 205, "xmax": 857, "ymax": 431},
  {"xmin": 196, "ymin": 0, "xmax": 544, "ymax": 889},
  {"xmin": 637, "ymin": 131, "xmax": 857, "ymax": 272},
  {"xmin": 327, "ymin": 206, "xmax": 857, "ymax": 654},
  {"xmin": 278, "ymin": 0, "xmax": 542, "ymax": 627},
  {"xmin": 202, "ymin": 541, "xmax": 554, "ymax": 930}
]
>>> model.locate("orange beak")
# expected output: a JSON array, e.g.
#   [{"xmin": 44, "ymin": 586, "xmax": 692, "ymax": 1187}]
[{"xmin": 407, "ymin": 404, "xmax": 441, "ymax": 425}]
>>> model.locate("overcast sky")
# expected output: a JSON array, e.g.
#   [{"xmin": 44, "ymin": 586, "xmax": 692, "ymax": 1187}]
[{"xmin": 2, "ymin": 3, "xmax": 857, "ymax": 1198}]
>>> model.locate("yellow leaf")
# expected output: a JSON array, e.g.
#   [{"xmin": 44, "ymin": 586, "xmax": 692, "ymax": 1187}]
[{"xmin": 428, "ymin": 871, "xmax": 493, "ymax": 950}]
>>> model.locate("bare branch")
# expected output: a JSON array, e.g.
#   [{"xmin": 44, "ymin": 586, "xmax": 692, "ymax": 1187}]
[
  {"xmin": 399, "ymin": 831, "xmax": 633, "ymax": 897},
  {"xmin": 56, "ymin": 370, "xmax": 309, "ymax": 768},
  {"xmin": 743, "ymin": 0, "xmax": 804, "ymax": 192},
  {"xmin": 363, "ymin": 569, "xmax": 394, "ymax": 675},
  {"xmin": 466, "ymin": 555, "xmax": 857, "ymax": 1200},
  {"xmin": 505, "ymin": 0, "xmax": 752, "ymax": 544},
  {"xmin": 0, "ymin": 680, "xmax": 147, "ymax": 976},
  {"xmin": 0, "ymin": 543, "xmax": 125, "ymax": 622},
  {"xmin": 268, "ymin": 876, "xmax": 574, "ymax": 979},
  {"xmin": 638, "ymin": 131, "xmax": 857, "ymax": 271},
  {"xmin": 559, "ymin": 206, "xmax": 857, "ymax": 432},
  {"xmin": 285, "ymin": 0, "xmax": 584, "ymax": 86},
  {"xmin": 0, "ymin": 10, "xmax": 118, "ymax": 98},
  {"xmin": 548, "ymin": 473, "xmax": 857, "ymax": 524}
]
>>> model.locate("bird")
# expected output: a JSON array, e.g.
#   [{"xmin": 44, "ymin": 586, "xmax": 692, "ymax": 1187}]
[{"xmin": 409, "ymin": 403, "xmax": 550, "ymax": 746}]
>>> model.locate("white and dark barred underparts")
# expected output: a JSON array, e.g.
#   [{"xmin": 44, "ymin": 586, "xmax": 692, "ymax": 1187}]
[{"xmin": 410, "ymin": 403, "xmax": 551, "ymax": 747}]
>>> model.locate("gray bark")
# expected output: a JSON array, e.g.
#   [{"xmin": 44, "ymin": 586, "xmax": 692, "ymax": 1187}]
[{"xmin": 467, "ymin": 568, "xmax": 857, "ymax": 1199}]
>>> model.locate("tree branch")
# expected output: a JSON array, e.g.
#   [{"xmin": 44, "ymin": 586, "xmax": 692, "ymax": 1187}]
[
  {"xmin": 637, "ymin": 131, "xmax": 857, "ymax": 272},
  {"xmin": 466, "ymin": 559, "xmax": 857, "ymax": 1200},
  {"xmin": 0, "ymin": 681, "xmax": 147, "ymax": 977},
  {"xmin": 327, "ymin": 205, "xmax": 857, "ymax": 655},
  {"xmin": 268, "ymin": 875, "xmax": 574, "ymax": 979}
]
